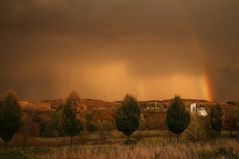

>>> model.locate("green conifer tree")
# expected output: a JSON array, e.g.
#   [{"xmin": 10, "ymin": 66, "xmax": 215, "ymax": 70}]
[
  {"xmin": 167, "ymin": 96, "xmax": 190, "ymax": 141},
  {"xmin": 62, "ymin": 91, "xmax": 84, "ymax": 147},
  {"xmin": 115, "ymin": 95, "xmax": 140, "ymax": 143},
  {"xmin": 0, "ymin": 91, "xmax": 22, "ymax": 150},
  {"xmin": 210, "ymin": 104, "xmax": 222, "ymax": 134}
]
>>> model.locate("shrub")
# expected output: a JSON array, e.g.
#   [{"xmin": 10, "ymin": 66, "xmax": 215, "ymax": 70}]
[
  {"xmin": 224, "ymin": 106, "xmax": 239, "ymax": 137},
  {"xmin": 98, "ymin": 120, "xmax": 115, "ymax": 140},
  {"xmin": 18, "ymin": 116, "xmax": 39, "ymax": 148},
  {"xmin": 85, "ymin": 112, "xmax": 97, "ymax": 132},
  {"xmin": 187, "ymin": 113, "xmax": 211, "ymax": 141},
  {"xmin": 31, "ymin": 111, "xmax": 45, "ymax": 137}
]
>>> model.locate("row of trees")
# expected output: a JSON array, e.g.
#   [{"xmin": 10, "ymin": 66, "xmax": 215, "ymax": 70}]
[
  {"xmin": 0, "ymin": 91, "xmax": 114, "ymax": 148},
  {"xmin": 62, "ymin": 93, "xmax": 141, "ymax": 145},
  {"xmin": 0, "ymin": 91, "xmax": 84, "ymax": 148},
  {"xmin": 0, "ymin": 90, "xmax": 232, "ymax": 149},
  {"xmin": 115, "ymin": 95, "xmax": 224, "ymax": 142},
  {"xmin": 167, "ymin": 96, "xmax": 223, "ymax": 141}
]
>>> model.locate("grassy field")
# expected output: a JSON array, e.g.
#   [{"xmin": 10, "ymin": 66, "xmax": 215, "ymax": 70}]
[{"xmin": 0, "ymin": 130, "xmax": 239, "ymax": 159}]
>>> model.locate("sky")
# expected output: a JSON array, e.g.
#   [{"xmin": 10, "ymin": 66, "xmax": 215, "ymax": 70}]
[{"xmin": 0, "ymin": 0, "xmax": 239, "ymax": 101}]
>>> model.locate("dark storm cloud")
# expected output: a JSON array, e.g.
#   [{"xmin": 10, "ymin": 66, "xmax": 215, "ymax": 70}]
[
  {"xmin": 180, "ymin": 0, "xmax": 239, "ymax": 100},
  {"xmin": 0, "ymin": 0, "xmax": 189, "ymax": 35},
  {"xmin": 0, "ymin": 0, "xmax": 200, "ymax": 68},
  {"xmin": 0, "ymin": 0, "xmax": 239, "ymax": 101}
]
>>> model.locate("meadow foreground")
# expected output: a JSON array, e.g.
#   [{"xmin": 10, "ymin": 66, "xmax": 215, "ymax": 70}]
[
  {"xmin": 1, "ymin": 135, "xmax": 239, "ymax": 159},
  {"xmin": 33, "ymin": 139, "xmax": 239, "ymax": 159}
]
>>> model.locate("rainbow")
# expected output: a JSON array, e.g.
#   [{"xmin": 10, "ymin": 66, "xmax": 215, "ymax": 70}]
[
  {"xmin": 174, "ymin": 1, "xmax": 214, "ymax": 102},
  {"xmin": 200, "ymin": 71, "xmax": 213, "ymax": 102},
  {"xmin": 174, "ymin": 2, "xmax": 215, "ymax": 102},
  {"xmin": 190, "ymin": 34, "xmax": 214, "ymax": 101}
]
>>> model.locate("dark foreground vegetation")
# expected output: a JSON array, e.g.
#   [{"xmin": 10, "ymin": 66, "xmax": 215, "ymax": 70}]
[
  {"xmin": 0, "ymin": 90, "xmax": 239, "ymax": 159},
  {"xmin": 0, "ymin": 133, "xmax": 239, "ymax": 159}
]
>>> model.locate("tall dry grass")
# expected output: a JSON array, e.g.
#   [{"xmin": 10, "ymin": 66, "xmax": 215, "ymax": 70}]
[{"xmin": 34, "ymin": 139, "xmax": 239, "ymax": 159}]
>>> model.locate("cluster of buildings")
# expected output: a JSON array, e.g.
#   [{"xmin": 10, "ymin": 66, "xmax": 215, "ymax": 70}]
[
  {"xmin": 190, "ymin": 103, "xmax": 208, "ymax": 116},
  {"xmin": 140, "ymin": 99, "xmax": 209, "ymax": 117}
]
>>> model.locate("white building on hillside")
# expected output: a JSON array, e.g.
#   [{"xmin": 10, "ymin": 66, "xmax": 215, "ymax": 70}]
[
  {"xmin": 190, "ymin": 103, "xmax": 197, "ymax": 112},
  {"xmin": 190, "ymin": 103, "xmax": 208, "ymax": 117}
]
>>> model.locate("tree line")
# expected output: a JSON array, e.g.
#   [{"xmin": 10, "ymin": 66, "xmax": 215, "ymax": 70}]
[{"xmin": 0, "ymin": 90, "xmax": 238, "ymax": 149}]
